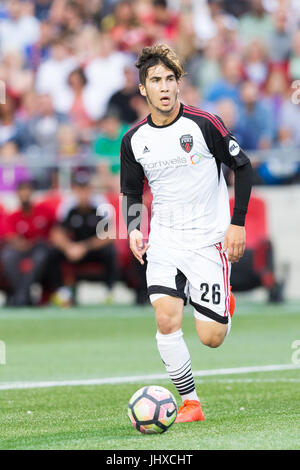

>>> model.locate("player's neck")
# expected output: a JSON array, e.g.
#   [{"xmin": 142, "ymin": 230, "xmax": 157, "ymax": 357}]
[{"xmin": 150, "ymin": 100, "xmax": 181, "ymax": 127}]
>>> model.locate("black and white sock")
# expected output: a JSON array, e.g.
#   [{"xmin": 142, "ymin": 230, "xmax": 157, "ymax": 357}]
[{"xmin": 156, "ymin": 329, "xmax": 199, "ymax": 403}]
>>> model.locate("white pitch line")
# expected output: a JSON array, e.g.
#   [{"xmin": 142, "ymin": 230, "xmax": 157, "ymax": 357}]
[{"xmin": 0, "ymin": 364, "xmax": 299, "ymax": 391}]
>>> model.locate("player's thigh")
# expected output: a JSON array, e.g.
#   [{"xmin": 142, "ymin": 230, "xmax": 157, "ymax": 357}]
[
  {"xmin": 194, "ymin": 318, "xmax": 228, "ymax": 348},
  {"xmin": 188, "ymin": 243, "xmax": 231, "ymax": 346},
  {"xmin": 146, "ymin": 248, "xmax": 187, "ymax": 334}
]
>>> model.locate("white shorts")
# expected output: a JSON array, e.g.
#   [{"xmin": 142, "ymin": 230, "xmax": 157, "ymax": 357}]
[{"xmin": 146, "ymin": 241, "xmax": 231, "ymax": 325}]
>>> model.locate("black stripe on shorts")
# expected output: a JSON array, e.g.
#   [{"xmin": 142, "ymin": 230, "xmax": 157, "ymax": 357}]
[
  {"xmin": 190, "ymin": 299, "xmax": 229, "ymax": 324},
  {"xmin": 148, "ymin": 285, "xmax": 186, "ymax": 302},
  {"xmin": 148, "ymin": 269, "xmax": 187, "ymax": 303}
]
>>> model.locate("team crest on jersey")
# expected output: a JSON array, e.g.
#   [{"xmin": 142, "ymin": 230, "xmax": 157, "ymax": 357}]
[{"xmin": 180, "ymin": 134, "xmax": 193, "ymax": 153}]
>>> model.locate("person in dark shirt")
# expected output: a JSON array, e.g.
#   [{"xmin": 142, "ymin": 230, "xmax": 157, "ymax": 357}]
[
  {"xmin": 107, "ymin": 66, "xmax": 140, "ymax": 125},
  {"xmin": 1, "ymin": 180, "xmax": 55, "ymax": 306},
  {"xmin": 50, "ymin": 169, "xmax": 117, "ymax": 303}
]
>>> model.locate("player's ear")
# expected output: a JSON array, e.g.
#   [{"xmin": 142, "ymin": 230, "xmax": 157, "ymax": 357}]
[{"xmin": 139, "ymin": 83, "xmax": 146, "ymax": 97}]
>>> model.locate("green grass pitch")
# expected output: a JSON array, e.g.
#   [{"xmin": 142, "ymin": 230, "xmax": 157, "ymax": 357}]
[{"xmin": 0, "ymin": 300, "xmax": 299, "ymax": 450}]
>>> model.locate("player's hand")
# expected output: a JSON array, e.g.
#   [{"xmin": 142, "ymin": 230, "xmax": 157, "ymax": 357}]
[
  {"xmin": 223, "ymin": 224, "xmax": 246, "ymax": 263},
  {"xmin": 129, "ymin": 229, "xmax": 149, "ymax": 265}
]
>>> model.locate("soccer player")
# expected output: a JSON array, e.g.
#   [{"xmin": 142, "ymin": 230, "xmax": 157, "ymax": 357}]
[{"xmin": 121, "ymin": 44, "xmax": 252, "ymax": 423}]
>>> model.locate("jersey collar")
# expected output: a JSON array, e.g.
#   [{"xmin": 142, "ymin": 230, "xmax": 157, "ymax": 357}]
[{"xmin": 147, "ymin": 102, "xmax": 184, "ymax": 128}]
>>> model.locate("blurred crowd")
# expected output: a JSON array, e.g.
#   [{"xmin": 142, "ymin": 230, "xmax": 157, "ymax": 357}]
[
  {"xmin": 0, "ymin": 0, "xmax": 299, "ymax": 191},
  {"xmin": 1, "ymin": 0, "xmax": 295, "ymax": 306}
]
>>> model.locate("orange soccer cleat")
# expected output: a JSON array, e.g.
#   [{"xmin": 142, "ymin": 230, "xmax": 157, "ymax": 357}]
[
  {"xmin": 175, "ymin": 400, "xmax": 205, "ymax": 423},
  {"xmin": 229, "ymin": 286, "xmax": 235, "ymax": 318}
]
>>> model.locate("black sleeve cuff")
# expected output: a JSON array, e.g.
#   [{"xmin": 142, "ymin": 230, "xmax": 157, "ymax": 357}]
[{"xmin": 231, "ymin": 208, "xmax": 247, "ymax": 226}]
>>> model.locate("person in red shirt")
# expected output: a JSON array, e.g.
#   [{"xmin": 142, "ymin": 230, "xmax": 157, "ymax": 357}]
[{"xmin": 1, "ymin": 180, "xmax": 55, "ymax": 306}]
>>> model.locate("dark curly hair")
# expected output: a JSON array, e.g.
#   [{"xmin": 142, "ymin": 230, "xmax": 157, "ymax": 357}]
[{"xmin": 135, "ymin": 44, "xmax": 185, "ymax": 86}]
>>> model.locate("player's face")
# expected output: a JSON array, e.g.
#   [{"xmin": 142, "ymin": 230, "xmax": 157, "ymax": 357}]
[{"xmin": 139, "ymin": 63, "xmax": 180, "ymax": 116}]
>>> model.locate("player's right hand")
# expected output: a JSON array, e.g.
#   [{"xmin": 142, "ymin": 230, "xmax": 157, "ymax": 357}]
[{"xmin": 129, "ymin": 229, "xmax": 149, "ymax": 265}]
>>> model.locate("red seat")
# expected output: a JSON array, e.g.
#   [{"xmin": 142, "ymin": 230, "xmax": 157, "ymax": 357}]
[{"xmin": 229, "ymin": 193, "xmax": 269, "ymax": 250}]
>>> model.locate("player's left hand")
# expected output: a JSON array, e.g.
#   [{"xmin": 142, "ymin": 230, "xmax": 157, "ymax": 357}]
[{"xmin": 223, "ymin": 224, "xmax": 246, "ymax": 263}]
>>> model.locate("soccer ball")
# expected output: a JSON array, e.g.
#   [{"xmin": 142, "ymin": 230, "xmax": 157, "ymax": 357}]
[{"xmin": 128, "ymin": 385, "xmax": 177, "ymax": 434}]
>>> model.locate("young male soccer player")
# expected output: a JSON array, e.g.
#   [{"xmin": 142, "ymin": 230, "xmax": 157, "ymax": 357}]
[{"xmin": 121, "ymin": 44, "xmax": 252, "ymax": 422}]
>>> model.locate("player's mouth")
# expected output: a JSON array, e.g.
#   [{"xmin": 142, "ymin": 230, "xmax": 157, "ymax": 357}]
[{"xmin": 160, "ymin": 96, "xmax": 171, "ymax": 106}]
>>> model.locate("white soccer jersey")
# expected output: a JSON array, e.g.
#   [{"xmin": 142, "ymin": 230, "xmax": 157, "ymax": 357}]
[{"xmin": 121, "ymin": 103, "xmax": 249, "ymax": 250}]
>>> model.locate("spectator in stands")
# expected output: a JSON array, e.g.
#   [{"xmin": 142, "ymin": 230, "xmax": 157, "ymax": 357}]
[
  {"xmin": 0, "ymin": 0, "xmax": 40, "ymax": 56},
  {"xmin": 57, "ymin": 123, "xmax": 80, "ymax": 160},
  {"xmin": 25, "ymin": 19, "xmax": 54, "ymax": 71},
  {"xmin": 223, "ymin": 0, "xmax": 251, "ymax": 18},
  {"xmin": 1, "ymin": 179, "xmax": 55, "ymax": 305},
  {"xmin": 205, "ymin": 53, "xmax": 243, "ymax": 103},
  {"xmin": 101, "ymin": 0, "xmax": 147, "ymax": 53},
  {"xmin": 192, "ymin": 0, "xmax": 238, "ymax": 46},
  {"xmin": 141, "ymin": 0, "xmax": 179, "ymax": 46},
  {"xmin": 0, "ymin": 93, "xmax": 30, "ymax": 152},
  {"xmin": 237, "ymin": 80, "xmax": 274, "ymax": 150},
  {"xmin": 93, "ymin": 107, "xmax": 130, "ymax": 192},
  {"xmin": 73, "ymin": 25, "xmax": 101, "ymax": 65},
  {"xmin": 269, "ymin": 6, "xmax": 292, "ymax": 64},
  {"xmin": 84, "ymin": 32, "xmax": 130, "ymax": 120},
  {"xmin": 289, "ymin": 29, "xmax": 300, "ymax": 82},
  {"xmin": 215, "ymin": 98, "xmax": 243, "ymax": 185},
  {"xmin": 34, "ymin": 0, "xmax": 52, "ymax": 22},
  {"xmin": 61, "ymin": 1, "xmax": 83, "ymax": 35},
  {"xmin": 107, "ymin": 65, "xmax": 140, "ymax": 124},
  {"xmin": 0, "ymin": 50, "xmax": 34, "ymax": 98},
  {"xmin": 50, "ymin": 169, "xmax": 117, "ymax": 305},
  {"xmin": 0, "ymin": 140, "xmax": 32, "ymax": 192},
  {"xmin": 26, "ymin": 93, "xmax": 69, "ymax": 187},
  {"xmin": 239, "ymin": 0, "xmax": 273, "ymax": 45},
  {"xmin": 180, "ymin": 78, "xmax": 205, "ymax": 110},
  {"xmin": 264, "ymin": 67, "xmax": 290, "ymax": 133},
  {"xmin": 243, "ymin": 39, "xmax": 269, "ymax": 88},
  {"xmin": 278, "ymin": 89, "xmax": 300, "ymax": 149},
  {"xmin": 27, "ymin": 93, "xmax": 68, "ymax": 157},
  {"xmin": 215, "ymin": 98, "xmax": 243, "ymax": 143},
  {"xmin": 35, "ymin": 36, "xmax": 78, "ymax": 114},
  {"xmin": 129, "ymin": 94, "xmax": 149, "ymax": 123},
  {"xmin": 188, "ymin": 35, "xmax": 223, "ymax": 97},
  {"xmin": 66, "ymin": 67, "xmax": 100, "ymax": 138}
]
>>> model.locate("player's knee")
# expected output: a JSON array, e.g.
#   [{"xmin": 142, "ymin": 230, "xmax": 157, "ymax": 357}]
[
  {"xmin": 156, "ymin": 312, "xmax": 179, "ymax": 334},
  {"xmin": 153, "ymin": 297, "xmax": 183, "ymax": 335}
]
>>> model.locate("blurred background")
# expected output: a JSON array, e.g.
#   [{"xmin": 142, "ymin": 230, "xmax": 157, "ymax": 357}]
[{"xmin": 0, "ymin": 0, "xmax": 299, "ymax": 307}]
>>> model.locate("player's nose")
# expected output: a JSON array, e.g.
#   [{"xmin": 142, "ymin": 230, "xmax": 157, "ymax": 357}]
[{"xmin": 160, "ymin": 80, "xmax": 169, "ymax": 92}]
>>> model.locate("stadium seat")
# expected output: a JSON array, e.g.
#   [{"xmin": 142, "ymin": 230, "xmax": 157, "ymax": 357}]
[{"xmin": 229, "ymin": 193, "xmax": 283, "ymax": 301}]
